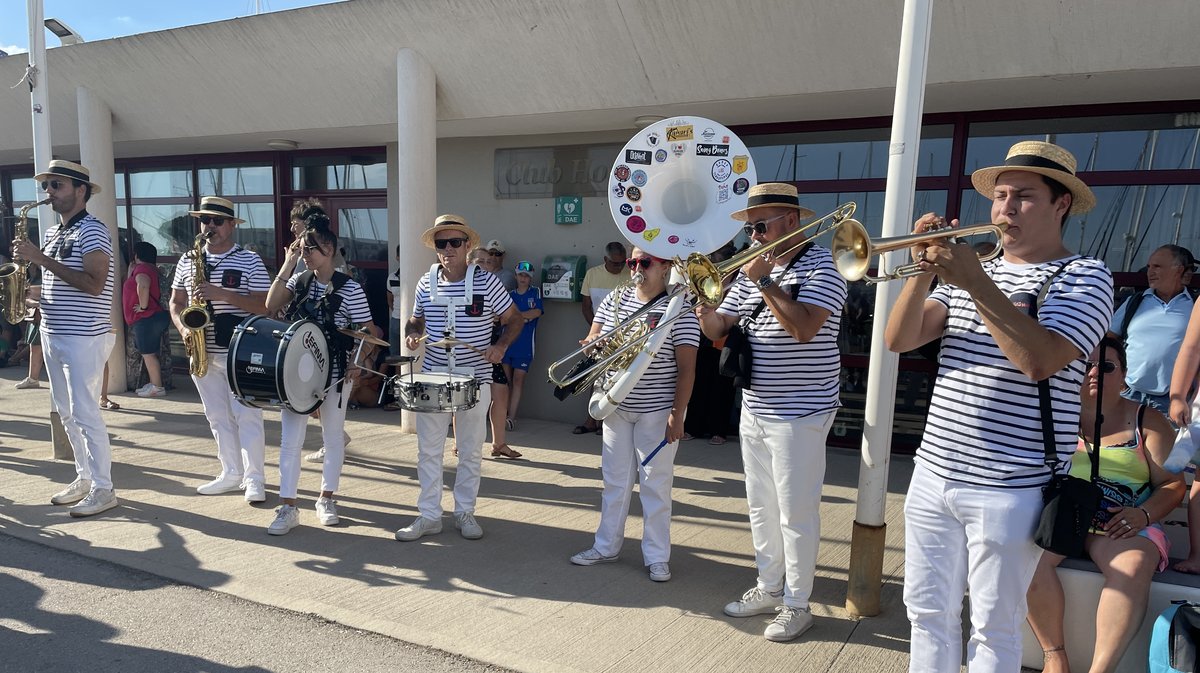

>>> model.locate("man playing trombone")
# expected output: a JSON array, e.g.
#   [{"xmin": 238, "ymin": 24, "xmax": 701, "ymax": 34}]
[
  {"xmin": 695, "ymin": 183, "xmax": 847, "ymax": 642},
  {"xmin": 884, "ymin": 141, "xmax": 1113, "ymax": 673}
]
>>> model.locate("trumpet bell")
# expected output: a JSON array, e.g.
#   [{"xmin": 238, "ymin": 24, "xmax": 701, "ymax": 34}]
[{"xmin": 831, "ymin": 219, "xmax": 871, "ymax": 282}]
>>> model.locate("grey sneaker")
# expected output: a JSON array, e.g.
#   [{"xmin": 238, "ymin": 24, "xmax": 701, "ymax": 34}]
[
  {"xmin": 570, "ymin": 548, "xmax": 619, "ymax": 566},
  {"xmin": 304, "ymin": 448, "xmax": 326, "ymax": 464},
  {"xmin": 648, "ymin": 562, "xmax": 671, "ymax": 582},
  {"xmin": 243, "ymin": 480, "xmax": 266, "ymax": 503},
  {"xmin": 764, "ymin": 606, "xmax": 814, "ymax": 642},
  {"xmin": 316, "ymin": 497, "xmax": 339, "ymax": 526},
  {"xmin": 395, "ymin": 516, "xmax": 442, "ymax": 541},
  {"xmin": 15, "ymin": 377, "xmax": 40, "ymax": 390},
  {"xmin": 268, "ymin": 505, "xmax": 299, "ymax": 535},
  {"xmin": 51, "ymin": 478, "xmax": 92, "ymax": 505},
  {"xmin": 137, "ymin": 384, "xmax": 166, "ymax": 398},
  {"xmin": 69, "ymin": 488, "xmax": 118, "ymax": 517},
  {"xmin": 197, "ymin": 475, "xmax": 245, "ymax": 495},
  {"xmin": 453, "ymin": 511, "xmax": 483, "ymax": 540},
  {"xmin": 724, "ymin": 586, "xmax": 784, "ymax": 617}
]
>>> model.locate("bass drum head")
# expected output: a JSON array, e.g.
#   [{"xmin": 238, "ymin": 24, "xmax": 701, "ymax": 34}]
[
  {"xmin": 607, "ymin": 116, "xmax": 756, "ymax": 260},
  {"xmin": 277, "ymin": 320, "xmax": 331, "ymax": 415}
]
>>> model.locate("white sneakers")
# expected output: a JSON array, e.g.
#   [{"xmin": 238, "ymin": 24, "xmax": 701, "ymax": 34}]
[
  {"xmin": 50, "ymin": 478, "xmax": 92, "ymax": 505},
  {"xmin": 453, "ymin": 512, "xmax": 483, "ymax": 539},
  {"xmin": 569, "ymin": 548, "xmax": 619, "ymax": 566},
  {"xmin": 764, "ymin": 606, "xmax": 814, "ymax": 642},
  {"xmin": 315, "ymin": 497, "xmax": 339, "ymax": 526},
  {"xmin": 268, "ymin": 505, "xmax": 299, "ymax": 535},
  {"xmin": 69, "ymin": 488, "xmax": 119, "ymax": 517},
  {"xmin": 135, "ymin": 383, "xmax": 166, "ymax": 398},
  {"xmin": 395, "ymin": 516, "xmax": 442, "ymax": 541},
  {"xmin": 304, "ymin": 448, "xmax": 326, "ymax": 464},
  {"xmin": 724, "ymin": 586, "xmax": 785, "ymax": 617},
  {"xmin": 647, "ymin": 562, "xmax": 671, "ymax": 582},
  {"xmin": 14, "ymin": 377, "xmax": 40, "ymax": 389},
  {"xmin": 243, "ymin": 480, "xmax": 266, "ymax": 503},
  {"xmin": 196, "ymin": 475, "xmax": 245, "ymax": 495}
]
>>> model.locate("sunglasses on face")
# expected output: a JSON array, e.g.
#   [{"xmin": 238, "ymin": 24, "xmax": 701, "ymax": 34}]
[
  {"xmin": 301, "ymin": 243, "xmax": 321, "ymax": 254},
  {"xmin": 40, "ymin": 179, "xmax": 72, "ymax": 191},
  {"xmin": 198, "ymin": 215, "xmax": 228, "ymax": 226},
  {"xmin": 1084, "ymin": 360, "xmax": 1118, "ymax": 374},
  {"xmin": 434, "ymin": 238, "xmax": 468, "ymax": 250},
  {"xmin": 487, "ymin": 250, "xmax": 504, "ymax": 257},
  {"xmin": 743, "ymin": 213, "xmax": 789, "ymax": 236},
  {"xmin": 626, "ymin": 257, "xmax": 656, "ymax": 271}
]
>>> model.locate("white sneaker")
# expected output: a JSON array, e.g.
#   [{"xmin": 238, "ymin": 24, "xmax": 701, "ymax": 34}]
[
  {"xmin": 764, "ymin": 606, "xmax": 814, "ymax": 642},
  {"xmin": 268, "ymin": 505, "xmax": 299, "ymax": 535},
  {"xmin": 133, "ymin": 383, "xmax": 153, "ymax": 395},
  {"xmin": 724, "ymin": 586, "xmax": 784, "ymax": 617},
  {"xmin": 197, "ymin": 475, "xmax": 245, "ymax": 495},
  {"xmin": 304, "ymin": 448, "xmax": 326, "ymax": 464},
  {"xmin": 316, "ymin": 497, "xmax": 339, "ymax": 526},
  {"xmin": 648, "ymin": 562, "xmax": 671, "ymax": 582},
  {"xmin": 570, "ymin": 548, "xmax": 619, "ymax": 566},
  {"xmin": 137, "ymin": 384, "xmax": 166, "ymax": 398},
  {"xmin": 395, "ymin": 516, "xmax": 442, "ymax": 541},
  {"xmin": 453, "ymin": 511, "xmax": 483, "ymax": 540},
  {"xmin": 14, "ymin": 377, "xmax": 40, "ymax": 390},
  {"xmin": 69, "ymin": 488, "xmax": 119, "ymax": 517},
  {"xmin": 50, "ymin": 478, "xmax": 92, "ymax": 505},
  {"xmin": 243, "ymin": 480, "xmax": 266, "ymax": 503}
]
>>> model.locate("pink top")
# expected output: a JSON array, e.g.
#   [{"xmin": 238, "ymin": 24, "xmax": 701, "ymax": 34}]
[{"xmin": 122, "ymin": 261, "xmax": 162, "ymax": 325}]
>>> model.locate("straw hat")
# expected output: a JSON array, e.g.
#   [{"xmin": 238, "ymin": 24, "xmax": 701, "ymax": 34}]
[
  {"xmin": 421, "ymin": 214, "xmax": 480, "ymax": 250},
  {"xmin": 188, "ymin": 196, "xmax": 246, "ymax": 223},
  {"xmin": 33, "ymin": 159, "xmax": 101, "ymax": 195},
  {"xmin": 730, "ymin": 183, "xmax": 816, "ymax": 221},
  {"xmin": 971, "ymin": 141, "xmax": 1095, "ymax": 214}
]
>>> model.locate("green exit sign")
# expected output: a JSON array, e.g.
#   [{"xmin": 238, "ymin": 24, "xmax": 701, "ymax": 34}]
[{"xmin": 555, "ymin": 196, "xmax": 582, "ymax": 224}]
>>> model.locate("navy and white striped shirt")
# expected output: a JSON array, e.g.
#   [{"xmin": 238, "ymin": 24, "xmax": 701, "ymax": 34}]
[
  {"xmin": 919, "ymin": 255, "xmax": 1114, "ymax": 488},
  {"xmin": 414, "ymin": 266, "xmax": 514, "ymax": 383},
  {"xmin": 171, "ymin": 246, "xmax": 269, "ymax": 354},
  {"xmin": 286, "ymin": 273, "xmax": 373, "ymax": 378},
  {"xmin": 718, "ymin": 244, "xmax": 847, "ymax": 420},
  {"xmin": 594, "ymin": 286, "xmax": 701, "ymax": 413},
  {"xmin": 39, "ymin": 212, "xmax": 114, "ymax": 337}
]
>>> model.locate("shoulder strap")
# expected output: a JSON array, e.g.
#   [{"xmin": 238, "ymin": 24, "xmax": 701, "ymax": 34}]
[
  {"xmin": 745, "ymin": 246, "xmax": 808, "ymax": 325},
  {"xmin": 283, "ymin": 271, "xmax": 316, "ymax": 319},
  {"xmin": 1116, "ymin": 291, "xmax": 1146, "ymax": 341}
]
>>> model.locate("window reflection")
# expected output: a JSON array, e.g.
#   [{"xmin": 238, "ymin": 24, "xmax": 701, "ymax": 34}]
[
  {"xmin": 199, "ymin": 165, "xmax": 273, "ymax": 196},
  {"xmin": 338, "ymin": 208, "xmax": 388, "ymax": 262},
  {"xmin": 232, "ymin": 203, "xmax": 276, "ymax": 257},
  {"xmin": 130, "ymin": 205, "xmax": 193, "ymax": 257},
  {"xmin": 965, "ymin": 117, "xmax": 1200, "ymax": 173},
  {"xmin": 292, "ymin": 154, "xmax": 386, "ymax": 190},
  {"xmin": 128, "ymin": 168, "xmax": 192, "ymax": 199},
  {"xmin": 746, "ymin": 126, "xmax": 953, "ymax": 181}
]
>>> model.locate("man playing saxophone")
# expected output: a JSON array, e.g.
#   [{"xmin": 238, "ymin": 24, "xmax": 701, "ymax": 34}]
[
  {"xmin": 170, "ymin": 196, "xmax": 270, "ymax": 502},
  {"xmin": 11, "ymin": 160, "xmax": 117, "ymax": 517}
]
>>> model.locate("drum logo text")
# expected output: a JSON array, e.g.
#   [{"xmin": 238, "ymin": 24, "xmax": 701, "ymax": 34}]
[
  {"xmin": 246, "ymin": 365, "xmax": 267, "ymax": 375},
  {"xmin": 303, "ymin": 331, "xmax": 327, "ymax": 372}
]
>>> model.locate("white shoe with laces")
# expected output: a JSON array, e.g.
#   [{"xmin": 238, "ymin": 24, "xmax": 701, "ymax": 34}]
[
  {"xmin": 69, "ymin": 488, "xmax": 119, "ymax": 517},
  {"xmin": 268, "ymin": 505, "xmax": 299, "ymax": 535},
  {"xmin": 243, "ymin": 480, "xmax": 266, "ymax": 503},
  {"xmin": 51, "ymin": 478, "xmax": 92, "ymax": 505},
  {"xmin": 763, "ymin": 606, "xmax": 814, "ymax": 642},
  {"xmin": 15, "ymin": 377, "xmax": 41, "ymax": 390},
  {"xmin": 648, "ymin": 562, "xmax": 671, "ymax": 582},
  {"xmin": 570, "ymin": 548, "xmax": 619, "ymax": 566},
  {"xmin": 723, "ymin": 586, "xmax": 784, "ymax": 617},
  {"xmin": 315, "ymin": 497, "xmax": 339, "ymax": 526},
  {"xmin": 454, "ymin": 511, "xmax": 483, "ymax": 539},
  {"xmin": 395, "ymin": 516, "xmax": 442, "ymax": 541},
  {"xmin": 304, "ymin": 448, "xmax": 326, "ymax": 464}
]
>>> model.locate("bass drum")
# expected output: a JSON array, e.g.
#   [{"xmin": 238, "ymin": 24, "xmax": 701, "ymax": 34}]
[{"xmin": 227, "ymin": 316, "xmax": 331, "ymax": 414}]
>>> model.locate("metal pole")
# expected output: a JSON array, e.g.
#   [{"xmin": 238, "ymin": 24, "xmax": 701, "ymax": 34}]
[{"xmin": 846, "ymin": 0, "xmax": 932, "ymax": 618}]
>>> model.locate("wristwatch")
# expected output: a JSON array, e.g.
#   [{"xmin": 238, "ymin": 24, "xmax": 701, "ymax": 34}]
[{"xmin": 756, "ymin": 275, "xmax": 775, "ymax": 290}]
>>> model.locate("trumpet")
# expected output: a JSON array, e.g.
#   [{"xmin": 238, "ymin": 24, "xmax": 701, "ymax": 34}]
[
  {"xmin": 0, "ymin": 197, "xmax": 51, "ymax": 325},
  {"xmin": 831, "ymin": 220, "xmax": 1007, "ymax": 284},
  {"xmin": 548, "ymin": 202, "xmax": 860, "ymax": 393}
]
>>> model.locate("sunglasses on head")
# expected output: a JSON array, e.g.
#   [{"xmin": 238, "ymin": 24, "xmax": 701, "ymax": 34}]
[
  {"xmin": 40, "ymin": 179, "xmax": 73, "ymax": 191},
  {"xmin": 516, "ymin": 261, "xmax": 533, "ymax": 273},
  {"xmin": 198, "ymin": 215, "xmax": 228, "ymax": 226},
  {"xmin": 1084, "ymin": 360, "xmax": 1117, "ymax": 374},
  {"xmin": 743, "ymin": 213, "xmax": 789, "ymax": 236},
  {"xmin": 434, "ymin": 237, "xmax": 468, "ymax": 250},
  {"xmin": 626, "ymin": 257, "xmax": 656, "ymax": 270}
]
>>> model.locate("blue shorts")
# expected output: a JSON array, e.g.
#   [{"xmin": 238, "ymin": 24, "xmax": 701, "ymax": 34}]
[
  {"xmin": 131, "ymin": 310, "xmax": 169, "ymax": 354},
  {"xmin": 502, "ymin": 349, "xmax": 533, "ymax": 371}
]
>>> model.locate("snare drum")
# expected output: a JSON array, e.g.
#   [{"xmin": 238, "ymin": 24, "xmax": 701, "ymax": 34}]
[
  {"xmin": 392, "ymin": 373, "xmax": 479, "ymax": 412},
  {"xmin": 227, "ymin": 316, "xmax": 331, "ymax": 414}
]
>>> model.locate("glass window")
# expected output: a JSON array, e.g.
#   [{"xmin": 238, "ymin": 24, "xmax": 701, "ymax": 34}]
[
  {"xmin": 128, "ymin": 167, "xmax": 193, "ymax": 199},
  {"xmin": 746, "ymin": 125, "xmax": 953, "ymax": 181},
  {"xmin": 130, "ymin": 205, "xmax": 195, "ymax": 258},
  {"xmin": 233, "ymin": 203, "xmax": 276, "ymax": 258},
  {"xmin": 337, "ymin": 207, "xmax": 389, "ymax": 263},
  {"xmin": 10, "ymin": 172, "xmax": 37, "ymax": 203},
  {"xmin": 292, "ymin": 153, "xmax": 386, "ymax": 190},
  {"xmin": 115, "ymin": 172, "xmax": 126, "ymax": 200},
  {"xmin": 965, "ymin": 116, "xmax": 1200, "ymax": 173},
  {"xmin": 199, "ymin": 164, "xmax": 274, "ymax": 196},
  {"xmin": 793, "ymin": 190, "xmax": 946, "ymax": 239}
]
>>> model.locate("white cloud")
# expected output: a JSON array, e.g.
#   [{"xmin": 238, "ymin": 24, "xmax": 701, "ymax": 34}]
[
  {"xmin": 115, "ymin": 16, "xmax": 133, "ymax": 23},
  {"xmin": 1, "ymin": 44, "xmax": 28, "ymax": 55}
]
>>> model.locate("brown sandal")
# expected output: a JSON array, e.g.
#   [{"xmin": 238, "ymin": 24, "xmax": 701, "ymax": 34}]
[
  {"xmin": 100, "ymin": 399, "xmax": 120, "ymax": 410},
  {"xmin": 491, "ymin": 445, "xmax": 522, "ymax": 459}
]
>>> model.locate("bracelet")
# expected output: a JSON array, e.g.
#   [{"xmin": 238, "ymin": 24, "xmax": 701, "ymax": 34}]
[{"xmin": 1140, "ymin": 507, "xmax": 1152, "ymax": 526}]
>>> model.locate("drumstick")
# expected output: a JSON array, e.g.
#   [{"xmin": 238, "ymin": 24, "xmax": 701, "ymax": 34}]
[
  {"xmin": 426, "ymin": 337, "xmax": 486, "ymax": 356},
  {"xmin": 640, "ymin": 438, "xmax": 670, "ymax": 466}
]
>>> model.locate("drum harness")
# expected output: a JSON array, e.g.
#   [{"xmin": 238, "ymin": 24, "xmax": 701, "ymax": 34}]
[
  {"xmin": 426, "ymin": 263, "xmax": 481, "ymax": 378},
  {"xmin": 285, "ymin": 269, "xmax": 355, "ymax": 406}
]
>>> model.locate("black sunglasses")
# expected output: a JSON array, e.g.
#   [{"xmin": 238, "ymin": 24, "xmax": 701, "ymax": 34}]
[
  {"xmin": 1084, "ymin": 360, "xmax": 1117, "ymax": 374},
  {"xmin": 743, "ymin": 213, "xmax": 788, "ymax": 237},
  {"xmin": 626, "ymin": 257, "xmax": 655, "ymax": 270},
  {"xmin": 301, "ymin": 243, "xmax": 321, "ymax": 253},
  {"xmin": 487, "ymin": 250, "xmax": 504, "ymax": 257},
  {"xmin": 198, "ymin": 215, "xmax": 228, "ymax": 226},
  {"xmin": 434, "ymin": 238, "xmax": 468, "ymax": 250},
  {"xmin": 40, "ymin": 179, "xmax": 73, "ymax": 191}
]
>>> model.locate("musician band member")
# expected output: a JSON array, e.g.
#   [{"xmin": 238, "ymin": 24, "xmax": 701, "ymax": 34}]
[
  {"xmin": 264, "ymin": 208, "xmax": 378, "ymax": 535},
  {"xmin": 13, "ymin": 160, "xmax": 117, "ymax": 517},
  {"xmin": 884, "ymin": 141, "xmax": 1113, "ymax": 672},
  {"xmin": 170, "ymin": 196, "xmax": 270, "ymax": 502},
  {"xmin": 397, "ymin": 214, "xmax": 523, "ymax": 542},
  {"xmin": 569, "ymin": 247, "xmax": 698, "ymax": 582},
  {"xmin": 697, "ymin": 183, "xmax": 848, "ymax": 641}
]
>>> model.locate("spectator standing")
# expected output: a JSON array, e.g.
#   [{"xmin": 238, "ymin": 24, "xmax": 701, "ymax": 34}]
[
  {"xmin": 501, "ymin": 261, "xmax": 543, "ymax": 436},
  {"xmin": 123, "ymin": 241, "xmax": 169, "ymax": 397}
]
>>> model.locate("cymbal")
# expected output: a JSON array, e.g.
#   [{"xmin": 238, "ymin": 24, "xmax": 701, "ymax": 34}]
[
  {"xmin": 426, "ymin": 338, "xmax": 485, "ymax": 355},
  {"xmin": 337, "ymin": 327, "xmax": 389, "ymax": 348}
]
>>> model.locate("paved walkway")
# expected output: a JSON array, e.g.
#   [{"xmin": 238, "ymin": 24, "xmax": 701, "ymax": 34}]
[{"xmin": 0, "ymin": 367, "xmax": 915, "ymax": 673}]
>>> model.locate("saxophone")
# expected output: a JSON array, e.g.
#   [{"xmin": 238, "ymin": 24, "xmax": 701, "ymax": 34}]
[
  {"xmin": 0, "ymin": 198, "xmax": 51, "ymax": 325},
  {"xmin": 181, "ymin": 231, "xmax": 214, "ymax": 377}
]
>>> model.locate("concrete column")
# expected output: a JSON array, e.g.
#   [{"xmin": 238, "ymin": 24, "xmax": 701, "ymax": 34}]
[
  {"xmin": 396, "ymin": 49, "xmax": 437, "ymax": 434},
  {"xmin": 77, "ymin": 86, "xmax": 126, "ymax": 394}
]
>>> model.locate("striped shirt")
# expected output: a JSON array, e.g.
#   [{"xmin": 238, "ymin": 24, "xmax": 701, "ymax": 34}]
[
  {"xmin": 919, "ymin": 255, "xmax": 1114, "ymax": 488},
  {"xmin": 414, "ymin": 266, "xmax": 514, "ymax": 382},
  {"xmin": 39, "ymin": 212, "xmax": 114, "ymax": 337},
  {"xmin": 171, "ymin": 245, "xmax": 269, "ymax": 354},
  {"xmin": 717, "ymin": 244, "xmax": 847, "ymax": 420},
  {"xmin": 594, "ymin": 286, "xmax": 701, "ymax": 413},
  {"xmin": 286, "ymin": 272, "xmax": 373, "ymax": 377}
]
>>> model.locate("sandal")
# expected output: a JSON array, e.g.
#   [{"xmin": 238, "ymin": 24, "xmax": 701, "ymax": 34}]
[
  {"xmin": 571, "ymin": 425, "xmax": 589, "ymax": 435},
  {"xmin": 100, "ymin": 399, "xmax": 120, "ymax": 410},
  {"xmin": 491, "ymin": 445, "xmax": 522, "ymax": 459},
  {"xmin": 709, "ymin": 435, "xmax": 727, "ymax": 445}
]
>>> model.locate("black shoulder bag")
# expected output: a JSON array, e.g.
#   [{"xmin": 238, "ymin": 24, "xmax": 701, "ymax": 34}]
[{"xmin": 719, "ymin": 249, "xmax": 807, "ymax": 389}]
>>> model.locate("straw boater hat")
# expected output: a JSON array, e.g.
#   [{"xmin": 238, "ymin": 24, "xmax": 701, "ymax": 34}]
[
  {"xmin": 188, "ymin": 196, "xmax": 246, "ymax": 224},
  {"xmin": 421, "ymin": 214, "xmax": 480, "ymax": 250},
  {"xmin": 730, "ymin": 183, "xmax": 816, "ymax": 221},
  {"xmin": 971, "ymin": 141, "xmax": 1096, "ymax": 214},
  {"xmin": 34, "ymin": 159, "xmax": 101, "ymax": 195}
]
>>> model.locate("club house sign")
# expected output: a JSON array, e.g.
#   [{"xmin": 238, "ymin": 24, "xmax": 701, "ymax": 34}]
[{"xmin": 494, "ymin": 144, "xmax": 620, "ymax": 199}]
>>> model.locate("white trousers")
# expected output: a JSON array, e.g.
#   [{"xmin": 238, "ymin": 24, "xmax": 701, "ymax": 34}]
[
  {"xmin": 43, "ymin": 332, "xmax": 115, "ymax": 490},
  {"xmin": 904, "ymin": 463, "xmax": 1044, "ymax": 673},
  {"xmin": 739, "ymin": 409, "xmax": 835, "ymax": 609},
  {"xmin": 278, "ymin": 383, "xmax": 352, "ymax": 499},
  {"xmin": 593, "ymin": 407, "xmax": 678, "ymax": 564},
  {"xmin": 193, "ymin": 354, "xmax": 265, "ymax": 484},
  {"xmin": 414, "ymin": 384, "xmax": 492, "ymax": 518}
]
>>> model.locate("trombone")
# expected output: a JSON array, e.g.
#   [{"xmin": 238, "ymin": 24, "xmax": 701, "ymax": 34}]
[
  {"xmin": 548, "ymin": 202, "xmax": 860, "ymax": 392},
  {"xmin": 831, "ymin": 220, "xmax": 1007, "ymax": 284}
]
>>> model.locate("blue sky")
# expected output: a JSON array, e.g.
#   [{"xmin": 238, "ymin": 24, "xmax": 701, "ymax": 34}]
[{"xmin": 2, "ymin": 0, "xmax": 340, "ymax": 53}]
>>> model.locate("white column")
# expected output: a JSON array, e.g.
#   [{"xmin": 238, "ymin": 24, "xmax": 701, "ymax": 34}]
[
  {"xmin": 77, "ymin": 85, "xmax": 126, "ymax": 393},
  {"xmin": 26, "ymin": 0, "xmax": 54, "ymax": 242},
  {"xmin": 396, "ymin": 48, "xmax": 437, "ymax": 433}
]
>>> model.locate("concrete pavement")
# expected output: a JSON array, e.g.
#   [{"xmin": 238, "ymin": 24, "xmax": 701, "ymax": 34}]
[{"xmin": 0, "ymin": 367, "xmax": 915, "ymax": 673}]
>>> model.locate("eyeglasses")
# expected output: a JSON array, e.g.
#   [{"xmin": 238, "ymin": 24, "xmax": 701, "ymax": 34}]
[
  {"xmin": 1084, "ymin": 360, "xmax": 1118, "ymax": 374},
  {"xmin": 626, "ymin": 257, "xmax": 655, "ymax": 270},
  {"xmin": 743, "ymin": 213, "xmax": 789, "ymax": 236},
  {"xmin": 301, "ymin": 243, "xmax": 321, "ymax": 253},
  {"xmin": 40, "ymin": 179, "xmax": 71, "ymax": 191},
  {"xmin": 198, "ymin": 215, "xmax": 228, "ymax": 226},
  {"xmin": 434, "ymin": 238, "xmax": 468, "ymax": 250},
  {"xmin": 487, "ymin": 250, "xmax": 504, "ymax": 257}
]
